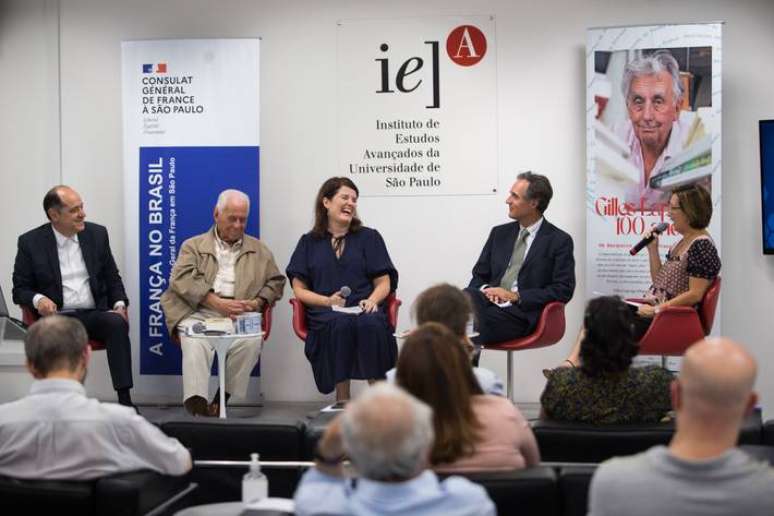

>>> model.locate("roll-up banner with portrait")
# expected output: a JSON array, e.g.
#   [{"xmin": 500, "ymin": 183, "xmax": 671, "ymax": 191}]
[
  {"xmin": 122, "ymin": 39, "xmax": 260, "ymax": 376},
  {"xmin": 586, "ymin": 24, "xmax": 721, "ymax": 310},
  {"xmin": 337, "ymin": 16, "xmax": 498, "ymax": 196}
]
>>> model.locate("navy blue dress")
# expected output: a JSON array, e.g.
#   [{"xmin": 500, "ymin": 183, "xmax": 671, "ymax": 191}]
[{"xmin": 286, "ymin": 227, "xmax": 399, "ymax": 394}]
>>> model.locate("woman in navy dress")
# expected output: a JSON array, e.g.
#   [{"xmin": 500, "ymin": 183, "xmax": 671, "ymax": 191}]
[{"xmin": 286, "ymin": 177, "xmax": 398, "ymax": 402}]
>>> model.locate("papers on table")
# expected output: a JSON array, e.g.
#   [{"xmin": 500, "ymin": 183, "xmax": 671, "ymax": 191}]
[
  {"xmin": 332, "ymin": 305, "xmax": 363, "ymax": 315},
  {"xmin": 321, "ymin": 402, "xmax": 348, "ymax": 413},
  {"xmin": 244, "ymin": 497, "xmax": 295, "ymax": 513}
]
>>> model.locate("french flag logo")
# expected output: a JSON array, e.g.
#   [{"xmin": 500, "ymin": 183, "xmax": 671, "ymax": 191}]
[{"xmin": 142, "ymin": 63, "xmax": 168, "ymax": 73}]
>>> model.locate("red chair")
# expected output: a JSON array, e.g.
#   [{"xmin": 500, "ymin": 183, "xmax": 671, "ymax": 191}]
[
  {"xmin": 22, "ymin": 306, "xmax": 106, "ymax": 350},
  {"xmin": 482, "ymin": 301, "xmax": 567, "ymax": 400},
  {"xmin": 289, "ymin": 293, "xmax": 402, "ymax": 341},
  {"xmin": 170, "ymin": 303, "xmax": 274, "ymax": 345},
  {"xmin": 634, "ymin": 276, "xmax": 721, "ymax": 357}
]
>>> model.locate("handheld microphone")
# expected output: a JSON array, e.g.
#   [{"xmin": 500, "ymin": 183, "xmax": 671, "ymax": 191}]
[
  {"xmin": 338, "ymin": 286, "xmax": 351, "ymax": 298},
  {"xmin": 629, "ymin": 222, "xmax": 669, "ymax": 255}
]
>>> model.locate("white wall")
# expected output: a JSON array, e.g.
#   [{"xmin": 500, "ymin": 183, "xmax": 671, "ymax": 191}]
[
  {"xmin": 0, "ymin": 0, "xmax": 60, "ymax": 398},
  {"xmin": 2, "ymin": 0, "xmax": 774, "ymax": 412}
]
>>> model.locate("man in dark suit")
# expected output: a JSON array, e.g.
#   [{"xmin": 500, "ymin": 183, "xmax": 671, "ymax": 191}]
[
  {"xmin": 12, "ymin": 185, "xmax": 135, "ymax": 408},
  {"xmin": 466, "ymin": 172, "xmax": 575, "ymax": 347}
]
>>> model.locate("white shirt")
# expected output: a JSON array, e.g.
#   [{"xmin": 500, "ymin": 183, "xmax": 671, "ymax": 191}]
[
  {"xmin": 617, "ymin": 119, "xmax": 687, "ymax": 208},
  {"xmin": 212, "ymin": 229, "xmax": 242, "ymax": 298},
  {"xmin": 385, "ymin": 367, "xmax": 504, "ymax": 397},
  {"xmin": 53, "ymin": 227, "xmax": 95, "ymax": 309},
  {"xmin": 32, "ymin": 226, "xmax": 125, "ymax": 311},
  {"xmin": 0, "ymin": 379, "xmax": 190, "ymax": 480}
]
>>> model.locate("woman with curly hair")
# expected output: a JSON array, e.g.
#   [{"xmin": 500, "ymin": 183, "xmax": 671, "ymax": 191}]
[{"xmin": 540, "ymin": 296, "xmax": 672, "ymax": 424}]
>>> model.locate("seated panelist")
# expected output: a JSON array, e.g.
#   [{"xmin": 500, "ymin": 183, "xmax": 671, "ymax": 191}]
[
  {"xmin": 286, "ymin": 177, "xmax": 398, "ymax": 403},
  {"xmin": 160, "ymin": 189, "xmax": 285, "ymax": 417},
  {"xmin": 465, "ymin": 172, "xmax": 575, "ymax": 350},
  {"xmin": 12, "ymin": 185, "xmax": 135, "ymax": 408},
  {"xmin": 562, "ymin": 182, "xmax": 722, "ymax": 371},
  {"xmin": 632, "ymin": 183, "xmax": 720, "ymax": 336}
]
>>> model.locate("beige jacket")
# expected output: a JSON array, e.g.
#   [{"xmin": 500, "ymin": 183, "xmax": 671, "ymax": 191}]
[{"xmin": 160, "ymin": 227, "xmax": 286, "ymax": 336}]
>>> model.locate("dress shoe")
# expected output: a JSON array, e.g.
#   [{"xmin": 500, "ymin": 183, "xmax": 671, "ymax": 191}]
[{"xmin": 184, "ymin": 395, "xmax": 209, "ymax": 417}]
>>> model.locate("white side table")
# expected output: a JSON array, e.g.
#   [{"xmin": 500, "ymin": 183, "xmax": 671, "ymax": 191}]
[{"xmin": 184, "ymin": 331, "xmax": 263, "ymax": 418}]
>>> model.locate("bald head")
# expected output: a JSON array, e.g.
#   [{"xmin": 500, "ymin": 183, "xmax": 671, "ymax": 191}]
[
  {"xmin": 341, "ymin": 383, "xmax": 433, "ymax": 481},
  {"xmin": 678, "ymin": 338, "xmax": 757, "ymax": 418}
]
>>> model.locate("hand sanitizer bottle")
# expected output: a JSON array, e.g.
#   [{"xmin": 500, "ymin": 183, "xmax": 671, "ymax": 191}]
[{"xmin": 242, "ymin": 452, "xmax": 268, "ymax": 505}]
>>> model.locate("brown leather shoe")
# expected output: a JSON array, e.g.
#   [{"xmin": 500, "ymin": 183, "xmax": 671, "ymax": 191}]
[
  {"xmin": 184, "ymin": 395, "xmax": 209, "ymax": 417},
  {"xmin": 208, "ymin": 390, "xmax": 231, "ymax": 416}
]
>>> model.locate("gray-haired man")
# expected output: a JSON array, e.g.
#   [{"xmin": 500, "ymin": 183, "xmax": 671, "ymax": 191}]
[
  {"xmin": 0, "ymin": 316, "xmax": 190, "ymax": 480},
  {"xmin": 294, "ymin": 383, "xmax": 495, "ymax": 516},
  {"xmin": 161, "ymin": 189, "xmax": 285, "ymax": 416},
  {"xmin": 617, "ymin": 50, "xmax": 687, "ymax": 208}
]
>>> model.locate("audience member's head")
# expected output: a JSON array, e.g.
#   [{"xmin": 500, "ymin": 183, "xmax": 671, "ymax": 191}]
[
  {"xmin": 579, "ymin": 296, "xmax": 638, "ymax": 377},
  {"xmin": 25, "ymin": 315, "xmax": 90, "ymax": 381},
  {"xmin": 413, "ymin": 283, "xmax": 474, "ymax": 356},
  {"xmin": 341, "ymin": 383, "xmax": 433, "ymax": 481},
  {"xmin": 396, "ymin": 322, "xmax": 482, "ymax": 465},
  {"xmin": 674, "ymin": 338, "xmax": 757, "ymax": 423}
]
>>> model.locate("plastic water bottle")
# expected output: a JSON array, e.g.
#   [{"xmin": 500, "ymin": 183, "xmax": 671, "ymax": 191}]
[{"xmin": 242, "ymin": 452, "xmax": 268, "ymax": 505}]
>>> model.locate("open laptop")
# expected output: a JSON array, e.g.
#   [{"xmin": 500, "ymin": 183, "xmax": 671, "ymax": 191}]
[{"xmin": 0, "ymin": 285, "xmax": 27, "ymax": 341}]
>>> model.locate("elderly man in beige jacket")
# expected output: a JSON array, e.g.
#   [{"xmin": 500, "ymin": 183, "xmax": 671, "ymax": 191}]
[{"xmin": 161, "ymin": 190, "xmax": 285, "ymax": 416}]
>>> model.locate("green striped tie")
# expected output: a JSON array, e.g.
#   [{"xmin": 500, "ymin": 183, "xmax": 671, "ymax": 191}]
[{"xmin": 499, "ymin": 228, "xmax": 529, "ymax": 290}]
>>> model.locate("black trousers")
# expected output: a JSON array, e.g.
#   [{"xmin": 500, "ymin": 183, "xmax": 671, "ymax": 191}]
[
  {"xmin": 64, "ymin": 310, "xmax": 133, "ymax": 390},
  {"xmin": 464, "ymin": 287, "xmax": 531, "ymax": 345}
]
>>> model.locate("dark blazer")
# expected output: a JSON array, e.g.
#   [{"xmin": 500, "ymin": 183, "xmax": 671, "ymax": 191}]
[
  {"xmin": 468, "ymin": 219, "xmax": 575, "ymax": 329},
  {"xmin": 12, "ymin": 222, "xmax": 128, "ymax": 314}
]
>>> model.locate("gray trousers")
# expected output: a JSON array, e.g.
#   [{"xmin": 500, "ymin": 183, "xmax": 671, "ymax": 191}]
[{"xmin": 177, "ymin": 309, "xmax": 263, "ymax": 402}]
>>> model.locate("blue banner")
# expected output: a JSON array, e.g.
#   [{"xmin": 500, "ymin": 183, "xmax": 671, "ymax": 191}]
[{"xmin": 139, "ymin": 145, "xmax": 260, "ymax": 375}]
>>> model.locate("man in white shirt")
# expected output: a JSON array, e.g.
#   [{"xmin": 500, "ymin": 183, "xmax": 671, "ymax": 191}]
[
  {"xmin": 12, "ymin": 185, "xmax": 135, "ymax": 408},
  {"xmin": 0, "ymin": 315, "xmax": 191, "ymax": 480}
]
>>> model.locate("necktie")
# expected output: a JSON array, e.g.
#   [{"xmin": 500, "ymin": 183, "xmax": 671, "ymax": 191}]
[{"xmin": 499, "ymin": 228, "xmax": 529, "ymax": 290}]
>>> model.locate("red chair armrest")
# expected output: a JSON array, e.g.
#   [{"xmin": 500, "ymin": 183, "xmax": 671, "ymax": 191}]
[
  {"xmin": 289, "ymin": 298, "xmax": 308, "ymax": 341},
  {"xmin": 290, "ymin": 295, "xmax": 401, "ymax": 342},
  {"xmin": 21, "ymin": 306, "xmax": 39, "ymax": 326},
  {"xmin": 261, "ymin": 303, "xmax": 274, "ymax": 342},
  {"xmin": 386, "ymin": 294, "xmax": 401, "ymax": 330},
  {"xmin": 638, "ymin": 306, "xmax": 704, "ymax": 356}
]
